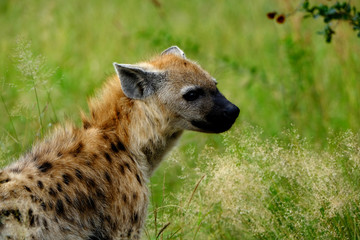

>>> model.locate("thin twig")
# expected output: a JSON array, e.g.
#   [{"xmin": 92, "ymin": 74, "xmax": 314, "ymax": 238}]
[
  {"xmin": 162, "ymin": 170, "xmax": 166, "ymax": 205},
  {"xmin": 47, "ymin": 91, "xmax": 58, "ymax": 122},
  {"xmin": 150, "ymin": 183, "xmax": 158, "ymax": 238},
  {"xmin": 168, "ymin": 227, "xmax": 182, "ymax": 239},
  {"xmin": 192, "ymin": 209, "xmax": 213, "ymax": 240},
  {"xmin": 156, "ymin": 222, "xmax": 171, "ymax": 239},
  {"xmin": 32, "ymin": 76, "xmax": 44, "ymax": 137},
  {"xmin": 193, "ymin": 220, "xmax": 203, "ymax": 240},
  {"xmin": 149, "ymin": 0, "xmax": 161, "ymax": 8},
  {"xmin": 3, "ymin": 128, "xmax": 20, "ymax": 144},
  {"xmin": 186, "ymin": 175, "xmax": 205, "ymax": 208}
]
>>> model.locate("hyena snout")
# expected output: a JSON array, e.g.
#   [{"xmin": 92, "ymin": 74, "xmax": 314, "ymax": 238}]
[
  {"xmin": 192, "ymin": 91, "xmax": 240, "ymax": 133},
  {"xmin": 222, "ymin": 102, "xmax": 240, "ymax": 120}
]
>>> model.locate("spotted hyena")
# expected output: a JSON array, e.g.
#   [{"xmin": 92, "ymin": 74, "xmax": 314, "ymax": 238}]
[{"xmin": 0, "ymin": 46, "xmax": 239, "ymax": 239}]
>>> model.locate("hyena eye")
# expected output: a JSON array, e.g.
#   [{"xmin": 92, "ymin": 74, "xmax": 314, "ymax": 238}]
[{"xmin": 183, "ymin": 89, "xmax": 202, "ymax": 101}]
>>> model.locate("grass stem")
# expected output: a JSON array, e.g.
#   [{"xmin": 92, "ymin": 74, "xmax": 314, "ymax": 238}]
[
  {"xmin": 156, "ymin": 222, "xmax": 170, "ymax": 239},
  {"xmin": 186, "ymin": 175, "xmax": 205, "ymax": 209},
  {"xmin": 0, "ymin": 94, "xmax": 21, "ymax": 148},
  {"xmin": 31, "ymin": 76, "xmax": 44, "ymax": 137}
]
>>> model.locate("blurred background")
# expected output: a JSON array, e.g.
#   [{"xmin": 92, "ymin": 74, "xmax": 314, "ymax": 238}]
[{"xmin": 0, "ymin": 0, "xmax": 359, "ymax": 239}]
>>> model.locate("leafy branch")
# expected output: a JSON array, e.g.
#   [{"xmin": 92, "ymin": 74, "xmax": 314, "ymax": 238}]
[{"xmin": 267, "ymin": 1, "xmax": 360, "ymax": 43}]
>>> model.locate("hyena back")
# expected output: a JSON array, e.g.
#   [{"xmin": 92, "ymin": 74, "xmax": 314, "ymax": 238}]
[{"xmin": 0, "ymin": 46, "xmax": 239, "ymax": 239}]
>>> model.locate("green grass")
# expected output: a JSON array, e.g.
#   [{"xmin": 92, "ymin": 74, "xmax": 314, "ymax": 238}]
[
  {"xmin": 146, "ymin": 125, "xmax": 360, "ymax": 239},
  {"xmin": 1, "ymin": 0, "xmax": 359, "ymax": 239}
]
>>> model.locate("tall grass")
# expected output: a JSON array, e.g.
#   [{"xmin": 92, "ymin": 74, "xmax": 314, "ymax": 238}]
[
  {"xmin": 0, "ymin": 39, "xmax": 58, "ymax": 164},
  {"xmin": 146, "ymin": 124, "xmax": 360, "ymax": 239}
]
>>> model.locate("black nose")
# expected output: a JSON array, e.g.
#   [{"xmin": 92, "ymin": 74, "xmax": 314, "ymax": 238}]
[{"xmin": 223, "ymin": 104, "xmax": 240, "ymax": 119}]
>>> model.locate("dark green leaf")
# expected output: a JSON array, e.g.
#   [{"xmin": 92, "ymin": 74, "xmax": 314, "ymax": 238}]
[{"xmin": 303, "ymin": 1, "xmax": 309, "ymax": 10}]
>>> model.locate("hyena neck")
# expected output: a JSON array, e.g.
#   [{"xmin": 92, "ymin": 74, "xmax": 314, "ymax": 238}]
[
  {"xmin": 85, "ymin": 76, "xmax": 183, "ymax": 179},
  {"xmin": 127, "ymin": 99, "xmax": 183, "ymax": 177}
]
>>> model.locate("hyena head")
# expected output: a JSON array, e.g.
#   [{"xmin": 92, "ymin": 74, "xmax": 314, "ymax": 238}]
[{"xmin": 113, "ymin": 46, "xmax": 239, "ymax": 133}]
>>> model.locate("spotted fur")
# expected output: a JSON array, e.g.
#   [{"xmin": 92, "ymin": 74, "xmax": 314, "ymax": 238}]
[{"xmin": 0, "ymin": 46, "xmax": 239, "ymax": 239}]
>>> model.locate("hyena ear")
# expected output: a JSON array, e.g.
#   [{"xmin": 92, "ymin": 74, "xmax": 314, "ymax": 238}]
[
  {"xmin": 161, "ymin": 46, "xmax": 186, "ymax": 59},
  {"xmin": 113, "ymin": 63, "xmax": 164, "ymax": 99}
]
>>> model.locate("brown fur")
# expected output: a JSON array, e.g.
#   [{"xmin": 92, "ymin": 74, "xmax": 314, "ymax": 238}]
[{"xmin": 0, "ymin": 47, "xmax": 239, "ymax": 239}]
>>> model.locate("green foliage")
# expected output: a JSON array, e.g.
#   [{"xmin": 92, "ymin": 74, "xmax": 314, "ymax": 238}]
[
  {"xmin": 268, "ymin": 1, "xmax": 360, "ymax": 42},
  {"xmin": 302, "ymin": 0, "xmax": 360, "ymax": 42}
]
